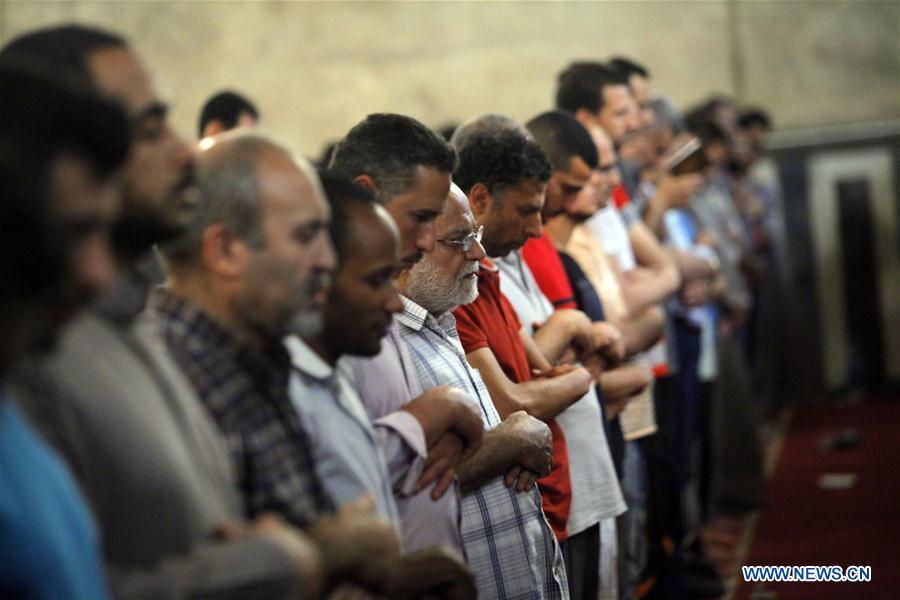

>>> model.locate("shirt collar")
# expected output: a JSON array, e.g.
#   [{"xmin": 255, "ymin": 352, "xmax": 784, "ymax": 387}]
[
  {"xmin": 284, "ymin": 336, "xmax": 334, "ymax": 381},
  {"xmin": 399, "ymin": 296, "xmax": 458, "ymax": 337},
  {"xmin": 479, "ymin": 257, "xmax": 498, "ymax": 272},
  {"xmin": 153, "ymin": 290, "xmax": 291, "ymax": 380},
  {"xmin": 397, "ymin": 296, "xmax": 429, "ymax": 332}
]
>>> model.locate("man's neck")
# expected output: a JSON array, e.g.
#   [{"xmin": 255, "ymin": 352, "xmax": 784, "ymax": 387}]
[
  {"xmin": 166, "ymin": 270, "xmax": 267, "ymax": 351},
  {"xmin": 544, "ymin": 214, "xmax": 578, "ymax": 249},
  {"xmin": 304, "ymin": 335, "xmax": 340, "ymax": 368}
]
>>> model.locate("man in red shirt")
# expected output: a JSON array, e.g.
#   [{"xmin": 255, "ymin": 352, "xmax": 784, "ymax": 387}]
[{"xmin": 450, "ymin": 121, "xmax": 593, "ymax": 549}]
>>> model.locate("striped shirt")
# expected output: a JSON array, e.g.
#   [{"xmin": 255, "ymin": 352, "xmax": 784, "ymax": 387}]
[{"xmin": 397, "ymin": 296, "xmax": 569, "ymax": 600}]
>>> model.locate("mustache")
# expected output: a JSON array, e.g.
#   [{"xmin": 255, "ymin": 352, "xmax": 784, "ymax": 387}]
[
  {"xmin": 306, "ymin": 271, "xmax": 332, "ymax": 296},
  {"xmin": 459, "ymin": 262, "xmax": 479, "ymax": 278},
  {"xmin": 172, "ymin": 164, "xmax": 196, "ymax": 197}
]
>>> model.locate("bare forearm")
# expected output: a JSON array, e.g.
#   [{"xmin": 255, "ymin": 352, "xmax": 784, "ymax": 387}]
[
  {"xmin": 671, "ymin": 248, "xmax": 716, "ymax": 282},
  {"xmin": 466, "ymin": 348, "xmax": 588, "ymax": 423},
  {"xmin": 642, "ymin": 196, "xmax": 668, "ymax": 238},
  {"xmin": 615, "ymin": 307, "xmax": 665, "ymax": 357},
  {"xmin": 600, "ymin": 364, "xmax": 651, "ymax": 402},
  {"xmin": 532, "ymin": 323, "xmax": 574, "ymax": 364},
  {"xmin": 403, "ymin": 402, "xmax": 458, "ymax": 447},
  {"xmin": 514, "ymin": 370, "xmax": 590, "ymax": 421},
  {"xmin": 456, "ymin": 429, "xmax": 520, "ymax": 495},
  {"xmin": 625, "ymin": 223, "xmax": 680, "ymax": 314}
]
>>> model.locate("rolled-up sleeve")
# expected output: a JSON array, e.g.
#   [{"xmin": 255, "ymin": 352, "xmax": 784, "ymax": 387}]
[{"xmin": 372, "ymin": 411, "xmax": 427, "ymax": 497}]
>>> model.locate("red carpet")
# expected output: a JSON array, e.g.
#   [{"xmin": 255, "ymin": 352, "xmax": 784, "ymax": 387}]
[{"xmin": 734, "ymin": 397, "xmax": 900, "ymax": 599}]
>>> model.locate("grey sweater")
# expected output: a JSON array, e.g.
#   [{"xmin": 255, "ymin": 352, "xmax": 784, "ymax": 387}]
[{"xmin": 11, "ymin": 276, "xmax": 300, "ymax": 599}]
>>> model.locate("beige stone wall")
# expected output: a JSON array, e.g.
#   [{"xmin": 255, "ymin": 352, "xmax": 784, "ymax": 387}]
[{"xmin": 2, "ymin": 0, "xmax": 897, "ymax": 157}]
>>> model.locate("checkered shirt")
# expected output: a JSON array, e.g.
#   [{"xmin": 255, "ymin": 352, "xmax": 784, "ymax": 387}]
[
  {"xmin": 154, "ymin": 292, "xmax": 332, "ymax": 528},
  {"xmin": 397, "ymin": 296, "xmax": 569, "ymax": 600}
]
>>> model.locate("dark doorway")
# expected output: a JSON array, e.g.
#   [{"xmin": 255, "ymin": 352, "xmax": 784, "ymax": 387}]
[{"xmin": 837, "ymin": 179, "xmax": 885, "ymax": 389}]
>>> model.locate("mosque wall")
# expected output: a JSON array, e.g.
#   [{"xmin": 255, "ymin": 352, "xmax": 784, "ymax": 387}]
[{"xmin": 3, "ymin": 0, "xmax": 897, "ymax": 156}]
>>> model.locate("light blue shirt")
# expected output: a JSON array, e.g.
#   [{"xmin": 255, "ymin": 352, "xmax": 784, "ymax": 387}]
[
  {"xmin": 285, "ymin": 337, "xmax": 400, "ymax": 528},
  {"xmin": 0, "ymin": 397, "xmax": 109, "ymax": 599}
]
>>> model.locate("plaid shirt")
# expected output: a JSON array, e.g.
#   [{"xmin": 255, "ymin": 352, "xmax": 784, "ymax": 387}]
[
  {"xmin": 154, "ymin": 292, "xmax": 332, "ymax": 528},
  {"xmin": 397, "ymin": 297, "xmax": 569, "ymax": 600}
]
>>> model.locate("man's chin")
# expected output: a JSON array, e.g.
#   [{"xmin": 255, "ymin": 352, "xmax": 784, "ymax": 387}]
[
  {"xmin": 348, "ymin": 338, "xmax": 383, "ymax": 358},
  {"xmin": 288, "ymin": 311, "xmax": 324, "ymax": 338},
  {"xmin": 113, "ymin": 214, "xmax": 187, "ymax": 259}
]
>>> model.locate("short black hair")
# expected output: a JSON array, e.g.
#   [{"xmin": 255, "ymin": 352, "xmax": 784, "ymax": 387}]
[
  {"xmin": 0, "ymin": 57, "xmax": 130, "ymax": 180},
  {"xmin": 555, "ymin": 61, "xmax": 628, "ymax": 115},
  {"xmin": 685, "ymin": 114, "xmax": 727, "ymax": 146},
  {"xmin": 319, "ymin": 169, "xmax": 378, "ymax": 262},
  {"xmin": 436, "ymin": 122, "xmax": 459, "ymax": 142},
  {"xmin": 608, "ymin": 56, "xmax": 650, "ymax": 80},
  {"xmin": 0, "ymin": 24, "xmax": 126, "ymax": 89},
  {"xmin": 197, "ymin": 90, "xmax": 259, "ymax": 138},
  {"xmin": 738, "ymin": 108, "xmax": 772, "ymax": 130},
  {"xmin": 453, "ymin": 129, "xmax": 551, "ymax": 198},
  {"xmin": 329, "ymin": 113, "xmax": 457, "ymax": 202},
  {"xmin": 526, "ymin": 110, "xmax": 598, "ymax": 172},
  {"xmin": 0, "ymin": 59, "xmax": 129, "ymax": 303}
]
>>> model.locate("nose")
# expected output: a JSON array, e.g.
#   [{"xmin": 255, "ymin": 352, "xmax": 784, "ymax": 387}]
[
  {"xmin": 75, "ymin": 233, "xmax": 116, "ymax": 296},
  {"xmin": 386, "ymin": 282, "xmax": 404, "ymax": 315},
  {"xmin": 466, "ymin": 239, "xmax": 486, "ymax": 262},
  {"xmin": 416, "ymin": 221, "xmax": 436, "ymax": 254},
  {"xmin": 610, "ymin": 167, "xmax": 622, "ymax": 189},
  {"xmin": 168, "ymin": 125, "xmax": 193, "ymax": 169},
  {"xmin": 524, "ymin": 213, "xmax": 543, "ymax": 240},
  {"xmin": 315, "ymin": 230, "xmax": 337, "ymax": 274}
]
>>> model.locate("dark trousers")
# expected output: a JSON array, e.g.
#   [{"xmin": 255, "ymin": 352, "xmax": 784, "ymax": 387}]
[{"xmin": 560, "ymin": 523, "xmax": 600, "ymax": 600}]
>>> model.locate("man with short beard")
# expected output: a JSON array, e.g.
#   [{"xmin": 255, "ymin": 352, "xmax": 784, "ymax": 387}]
[
  {"xmin": 493, "ymin": 112, "xmax": 627, "ymax": 600},
  {"xmin": 6, "ymin": 25, "xmax": 333, "ymax": 598},
  {"xmin": 288, "ymin": 174, "xmax": 475, "ymax": 598},
  {"xmin": 397, "ymin": 184, "xmax": 568, "ymax": 599},
  {"xmin": 329, "ymin": 114, "xmax": 484, "ymax": 558},
  {"xmin": 0, "ymin": 58, "xmax": 129, "ymax": 600}
]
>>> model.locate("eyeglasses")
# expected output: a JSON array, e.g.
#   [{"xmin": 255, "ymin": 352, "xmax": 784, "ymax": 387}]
[{"xmin": 438, "ymin": 225, "xmax": 483, "ymax": 253}]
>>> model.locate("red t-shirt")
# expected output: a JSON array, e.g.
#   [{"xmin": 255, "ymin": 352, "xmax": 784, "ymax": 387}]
[
  {"xmin": 453, "ymin": 259, "xmax": 572, "ymax": 541},
  {"xmin": 522, "ymin": 231, "xmax": 578, "ymax": 310}
]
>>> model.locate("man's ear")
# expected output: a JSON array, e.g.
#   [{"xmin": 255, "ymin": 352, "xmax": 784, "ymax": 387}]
[
  {"xmin": 467, "ymin": 182, "xmax": 492, "ymax": 221},
  {"xmin": 353, "ymin": 174, "xmax": 379, "ymax": 196},
  {"xmin": 201, "ymin": 223, "xmax": 249, "ymax": 278},
  {"xmin": 202, "ymin": 120, "xmax": 226, "ymax": 139},
  {"xmin": 574, "ymin": 108, "xmax": 598, "ymax": 128}
]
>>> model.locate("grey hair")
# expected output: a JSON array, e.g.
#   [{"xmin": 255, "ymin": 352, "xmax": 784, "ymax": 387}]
[
  {"xmin": 651, "ymin": 95, "xmax": 686, "ymax": 135},
  {"xmin": 163, "ymin": 132, "xmax": 291, "ymax": 265},
  {"xmin": 449, "ymin": 113, "xmax": 532, "ymax": 150}
]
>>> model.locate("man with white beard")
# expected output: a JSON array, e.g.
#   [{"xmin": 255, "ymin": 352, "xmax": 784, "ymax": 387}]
[{"xmin": 396, "ymin": 184, "xmax": 570, "ymax": 600}]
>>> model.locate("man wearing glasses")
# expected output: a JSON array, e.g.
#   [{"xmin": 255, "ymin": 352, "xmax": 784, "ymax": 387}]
[{"xmin": 397, "ymin": 184, "xmax": 568, "ymax": 599}]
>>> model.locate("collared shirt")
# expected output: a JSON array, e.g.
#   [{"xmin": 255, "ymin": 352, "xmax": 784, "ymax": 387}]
[
  {"xmin": 497, "ymin": 251, "xmax": 627, "ymax": 533},
  {"xmin": 344, "ymin": 321, "xmax": 463, "ymax": 558},
  {"xmin": 155, "ymin": 292, "xmax": 332, "ymax": 529},
  {"xmin": 521, "ymin": 231, "xmax": 577, "ymax": 311},
  {"xmin": 284, "ymin": 336, "xmax": 399, "ymax": 526},
  {"xmin": 398, "ymin": 297, "xmax": 569, "ymax": 600}
]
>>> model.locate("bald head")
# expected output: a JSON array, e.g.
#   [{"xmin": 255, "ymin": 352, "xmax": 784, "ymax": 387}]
[{"xmin": 163, "ymin": 132, "xmax": 322, "ymax": 266}]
